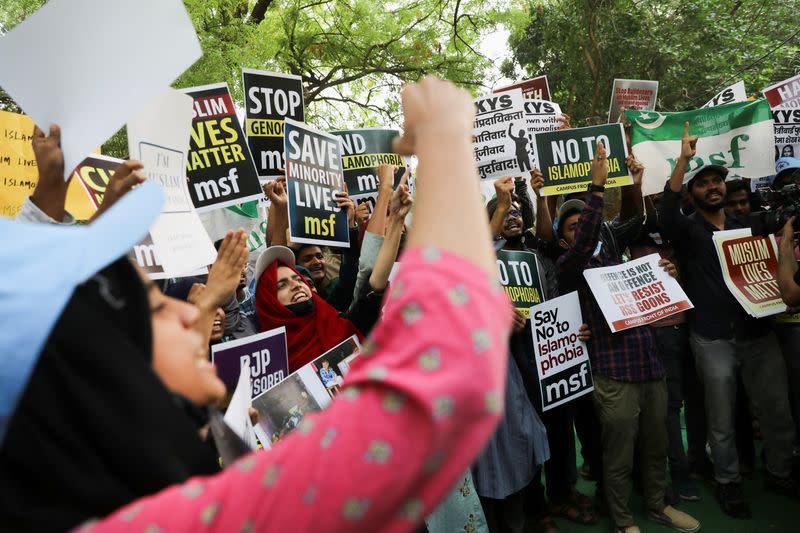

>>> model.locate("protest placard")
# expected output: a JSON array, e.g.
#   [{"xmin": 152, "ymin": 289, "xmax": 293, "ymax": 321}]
[
  {"xmin": 530, "ymin": 291, "xmax": 593, "ymax": 411},
  {"xmin": 211, "ymin": 327, "xmax": 290, "ymax": 399},
  {"xmin": 520, "ymin": 99, "xmax": 563, "ymax": 169},
  {"xmin": 284, "ymin": 118, "xmax": 350, "ymax": 247},
  {"xmin": 535, "ymin": 123, "xmax": 631, "ymax": 196},
  {"xmin": 128, "ymin": 88, "xmax": 217, "ymax": 276},
  {"xmin": 182, "ymin": 83, "xmax": 264, "ymax": 211},
  {"xmin": 494, "ymin": 75, "xmax": 551, "ymax": 101},
  {"xmin": 496, "ymin": 249, "xmax": 545, "ymax": 318},
  {"xmin": 218, "ymin": 365, "xmax": 259, "ymax": 459},
  {"xmin": 583, "ymin": 253, "xmax": 694, "ymax": 332},
  {"xmin": 331, "ymin": 128, "xmax": 406, "ymax": 214},
  {"xmin": 0, "ymin": 110, "xmax": 97, "ymax": 220},
  {"xmin": 0, "ymin": 0, "xmax": 201, "ymax": 179},
  {"xmin": 702, "ymin": 81, "xmax": 747, "ymax": 108},
  {"xmin": 473, "ymin": 89, "xmax": 530, "ymax": 180},
  {"xmin": 252, "ymin": 335, "xmax": 361, "ymax": 447},
  {"xmin": 763, "ymin": 73, "xmax": 800, "ymax": 110},
  {"xmin": 712, "ymin": 229, "xmax": 787, "ymax": 318},
  {"xmin": 608, "ymin": 79, "xmax": 658, "ymax": 123},
  {"xmin": 772, "ymin": 108, "xmax": 800, "ymax": 160},
  {"xmin": 625, "ymin": 100, "xmax": 776, "ymax": 196},
  {"xmin": 242, "ymin": 69, "xmax": 305, "ymax": 180}
]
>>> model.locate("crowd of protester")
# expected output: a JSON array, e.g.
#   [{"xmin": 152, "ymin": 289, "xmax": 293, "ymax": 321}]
[{"xmin": 1, "ymin": 71, "xmax": 800, "ymax": 533}]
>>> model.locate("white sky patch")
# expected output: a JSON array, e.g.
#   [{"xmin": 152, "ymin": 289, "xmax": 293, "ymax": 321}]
[{"xmin": 479, "ymin": 27, "xmax": 514, "ymax": 91}]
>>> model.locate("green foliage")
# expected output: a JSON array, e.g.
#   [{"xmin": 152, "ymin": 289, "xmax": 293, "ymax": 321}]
[{"xmin": 506, "ymin": 0, "xmax": 800, "ymax": 125}]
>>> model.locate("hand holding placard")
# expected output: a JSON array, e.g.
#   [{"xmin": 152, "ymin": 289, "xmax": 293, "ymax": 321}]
[
  {"xmin": 626, "ymin": 153, "xmax": 644, "ymax": 187},
  {"xmin": 91, "ymin": 160, "xmax": 146, "ymax": 221},
  {"xmin": 30, "ymin": 125, "xmax": 68, "ymax": 221},
  {"xmin": 591, "ymin": 141, "xmax": 609, "ymax": 187}
]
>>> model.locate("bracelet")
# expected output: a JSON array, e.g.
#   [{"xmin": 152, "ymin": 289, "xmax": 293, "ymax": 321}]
[{"xmin": 587, "ymin": 183, "xmax": 605, "ymax": 193}]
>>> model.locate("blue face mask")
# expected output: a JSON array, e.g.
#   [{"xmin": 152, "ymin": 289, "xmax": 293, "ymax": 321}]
[{"xmin": 0, "ymin": 180, "xmax": 164, "ymax": 448}]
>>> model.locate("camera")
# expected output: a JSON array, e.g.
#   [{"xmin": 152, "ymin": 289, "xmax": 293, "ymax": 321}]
[{"xmin": 756, "ymin": 184, "xmax": 800, "ymax": 230}]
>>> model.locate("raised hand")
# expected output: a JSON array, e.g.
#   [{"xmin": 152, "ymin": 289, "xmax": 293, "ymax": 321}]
[
  {"xmin": 625, "ymin": 154, "xmax": 644, "ymax": 187},
  {"xmin": 558, "ymin": 113, "xmax": 571, "ymax": 130},
  {"xmin": 30, "ymin": 124, "xmax": 69, "ymax": 220},
  {"xmin": 354, "ymin": 201, "xmax": 370, "ymax": 227},
  {"xmin": 91, "ymin": 160, "xmax": 146, "ymax": 220},
  {"xmin": 204, "ymin": 229, "xmax": 248, "ymax": 308},
  {"xmin": 591, "ymin": 141, "xmax": 609, "ymax": 187},
  {"xmin": 335, "ymin": 190, "xmax": 356, "ymax": 228},
  {"xmin": 493, "ymin": 176, "xmax": 515, "ymax": 209},
  {"xmin": 263, "ymin": 176, "xmax": 288, "ymax": 207},
  {"xmin": 681, "ymin": 122, "xmax": 698, "ymax": 160},
  {"xmin": 377, "ymin": 164, "xmax": 397, "ymax": 192},
  {"xmin": 389, "ymin": 183, "xmax": 414, "ymax": 219},
  {"xmin": 530, "ymin": 168, "xmax": 545, "ymax": 197}
]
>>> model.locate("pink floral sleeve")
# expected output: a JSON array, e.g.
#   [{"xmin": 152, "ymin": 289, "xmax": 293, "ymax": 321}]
[{"xmin": 77, "ymin": 246, "xmax": 512, "ymax": 533}]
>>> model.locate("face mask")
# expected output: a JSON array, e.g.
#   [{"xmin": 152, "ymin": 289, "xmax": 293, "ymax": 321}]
[{"xmin": 286, "ymin": 298, "xmax": 315, "ymax": 316}]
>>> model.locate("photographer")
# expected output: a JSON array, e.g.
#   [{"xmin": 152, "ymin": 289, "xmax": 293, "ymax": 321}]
[{"xmin": 778, "ymin": 216, "xmax": 800, "ymax": 306}]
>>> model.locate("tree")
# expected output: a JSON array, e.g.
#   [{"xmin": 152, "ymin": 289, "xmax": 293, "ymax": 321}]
[{"xmin": 504, "ymin": 0, "xmax": 800, "ymax": 125}]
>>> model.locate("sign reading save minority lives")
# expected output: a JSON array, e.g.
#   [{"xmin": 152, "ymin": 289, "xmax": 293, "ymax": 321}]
[
  {"xmin": 535, "ymin": 123, "xmax": 631, "ymax": 196},
  {"xmin": 607, "ymin": 79, "xmax": 658, "ymax": 123},
  {"xmin": 182, "ymin": 82, "xmax": 264, "ymax": 211},
  {"xmin": 625, "ymin": 100, "xmax": 776, "ymax": 197},
  {"xmin": 583, "ymin": 253, "xmax": 693, "ymax": 332},
  {"xmin": 331, "ymin": 128, "xmax": 406, "ymax": 214},
  {"xmin": 473, "ymin": 89, "xmax": 530, "ymax": 180},
  {"xmin": 284, "ymin": 118, "xmax": 350, "ymax": 248},
  {"xmin": 211, "ymin": 327, "xmax": 289, "ymax": 400},
  {"xmin": 242, "ymin": 68, "xmax": 305, "ymax": 180},
  {"xmin": 494, "ymin": 75, "xmax": 551, "ymax": 101},
  {"xmin": 496, "ymin": 249, "xmax": 545, "ymax": 318},
  {"xmin": 530, "ymin": 291, "xmax": 593, "ymax": 411},
  {"xmin": 713, "ymin": 229, "xmax": 787, "ymax": 318}
]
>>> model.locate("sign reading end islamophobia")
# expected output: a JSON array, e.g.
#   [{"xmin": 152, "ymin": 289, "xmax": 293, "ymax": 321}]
[
  {"xmin": 583, "ymin": 254, "xmax": 693, "ymax": 332},
  {"xmin": 332, "ymin": 128, "xmax": 406, "ymax": 214},
  {"xmin": 496, "ymin": 250, "xmax": 545, "ymax": 318},
  {"xmin": 530, "ymin": 291, "xmax": 593, "ymax": 411},
  {"xmin": 182, "ymin": 82, "xmax": 264, "ymax": 212},
  {"xmin": 284, "ymin": 118, "xmax": 350, "ymax": 248},
  {"xmin": 535, "ymin": 123, "xmax": 631, "ymax": 196}
]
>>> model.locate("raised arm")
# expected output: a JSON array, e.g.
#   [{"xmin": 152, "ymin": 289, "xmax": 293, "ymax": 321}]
[
  {"xmin": 264, "ymin": 177, "xmax": 288, "ymax": 245},
  {"xmin": 489, "ymin": 177, "xmax": 514, "ymax": 237},
  {"xmin": 618, "ymin": 154, "xmax": 645, "ymax": 221},
  {"xmin": 367, "ymin": 164, "xmax": 397, "ymax": 237},
  {"xmin": 369, "ymin": 180, "xmax": 413, "ymax": 291},
  {"xmin": 530, "ymin": 169, "xmax": 554, "ymax": 243},
  {"xmin": 659, "ymin": 122, "xmax": 697, "ymax": 241}
]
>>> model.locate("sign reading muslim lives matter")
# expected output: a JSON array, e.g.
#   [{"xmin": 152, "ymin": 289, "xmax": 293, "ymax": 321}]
[
  {"xmin": 531, "ymin": 291, "xmax": 593, "ymax": 411},
  {"xmin": 182, "ymin": 82, "xmax": 264, "ymax": 212},
  {"xmin": 496, "ymin": 249, "xmax": 545, "ymax": 318},
  {"xmin": 284, "ymin": 118, "xmax": 350, "ymax": 248},
  {"xmin": 332, "ymin": 128, "xmax": 406, "ymax": 214},
  {"xmin": 535, "ymin": 123, "xmax": 631, "ymax": 196},
  {"xmin": 583, "ymin": 253, "xmax": 693, "ymax": 332},
  {"xmin": 242, "ymin": 68, "xmax": 305, "ymax": 180},
  {"xmin": 212, "ymin": 327, "xmax": 290, "ymax": 400},
  {"xmin": 473, "ymin": 89, "xmax": 531, "ymax": 180}
]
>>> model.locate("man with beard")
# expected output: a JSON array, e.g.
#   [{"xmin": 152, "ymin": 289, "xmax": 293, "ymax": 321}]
[{"xmin": 659, "ymin": 123, "xmax": 798, "ymax": 518}]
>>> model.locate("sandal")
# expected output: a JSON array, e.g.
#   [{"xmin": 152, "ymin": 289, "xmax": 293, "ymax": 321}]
[
  {"xmin": 550, "ymin": 501, "xmax": 599, "ymax": 525},
  {"xmin": 536, "ymin": 515, "xmax": 560, "ymax": 533}
]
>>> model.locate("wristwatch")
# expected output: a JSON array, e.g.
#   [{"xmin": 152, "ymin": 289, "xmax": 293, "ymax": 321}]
[{"xmin": 587, "ymin": 183, "xmax": 605, "ymax": 193}]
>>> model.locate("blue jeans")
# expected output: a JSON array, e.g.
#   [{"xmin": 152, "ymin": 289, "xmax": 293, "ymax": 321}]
[{"xmin": 690, "ymin": 331, "xmax": 796, "ymax": 483}]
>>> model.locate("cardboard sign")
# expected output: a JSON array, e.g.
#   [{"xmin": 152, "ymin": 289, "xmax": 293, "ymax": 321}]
[
  {"xmin": 535, "ymin": 123, "xmax": 631, "ymax": 196},
  {"xmin": 763, "ymin": 73, "xmax": 800, "ymax": 110},
  {"xmin": 494, "ymin": 76, "xmax": 551, "ymax": 101},
  {"xmin": 702, "ymin": 80, "xmax": 747, "ymax": 108},
  {"xmin": 496, "ymin": 249, "xmax": 545, "ymax": 318},
  {"xmin": 0, "ymin": 110, "xmax": 96, "ymax": 220},
  {"xmin": 242, "ymin": 69, "xmax": 305, "ymax": 180},
  {"xmin": 331, "ymin": 128, "xmax": 406, "ymax": 214},
  {"xmin": 182, "ymin": 83, "xmax": 264, "ymax": 211},
  {"xmin": 128, "ymin": 88, "xmax": 217, "ymax": 276},
  {"xmin": 713, "ymin": 229, "xmax": 787, "ymax": 318},
  {"xmin": 284, "ymin": 118, "xmax": 350, "ymax": 247},
  {"xmin": 772, "ymin": 108, "xmax": 800, "ymax": 161},
  {"xmin": 530, "ymin": 291, "xmax": 593, "ymax": 411},
  {"xmin": 522, "ymin": 99, "xmax": 563, "ymax": 169},
  {"xmin": 608, "ymin": 79, "xmax": 658, "ymax": 123},
  {"xmin": 473, "ymin": 89, "xmax": 530, "ymax": 180},
  {"xmin": 252, "ymin": 335, "xmax": 361, "ymax": 448},
  {"xmin": 211, "ymin": 327, "xmax": 290, "ymax": 399},
  {"xmin": 625, "ymin": 100, "xmax": 776, "ymax": 196},
  {"xmin": 583, "ymin": 253, "xmax": 694, "ymax": 332},
  {"xmin": 0, "ymin": 0, "xmax": 201, "ymax": 179}
]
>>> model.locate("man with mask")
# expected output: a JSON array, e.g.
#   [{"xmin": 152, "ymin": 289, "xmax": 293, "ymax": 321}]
[
  {"xmin": 556, "ymin": 144, "xmax": 698, "ymax": 533},
  {"xmin": 659, "ymin": 123, "xmax": 798, "ymax": 518}
]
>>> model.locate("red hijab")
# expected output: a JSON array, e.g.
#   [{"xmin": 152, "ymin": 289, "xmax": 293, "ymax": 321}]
[{"xmin": 256, "ymin": 260, "xmax": 362, "ymax": 371}]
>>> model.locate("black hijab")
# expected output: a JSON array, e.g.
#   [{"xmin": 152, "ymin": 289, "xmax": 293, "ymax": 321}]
[{"xmin": 0, "ymin": 258, "xmax": 219, "ymax": 531}]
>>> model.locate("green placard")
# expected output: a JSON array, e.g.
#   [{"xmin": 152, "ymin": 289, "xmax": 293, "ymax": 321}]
[{"xmin": 496, "ymin": 249, "xmax": 545, "ymax": 317}]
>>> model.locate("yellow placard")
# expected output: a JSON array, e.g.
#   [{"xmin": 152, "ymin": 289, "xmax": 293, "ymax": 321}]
[{"xmin": 0, "ymin": 110, "xmax": 97, "ymax": 220}]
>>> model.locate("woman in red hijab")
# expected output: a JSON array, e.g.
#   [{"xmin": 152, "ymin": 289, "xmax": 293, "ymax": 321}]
[{"xmin": 254, "ymin": 245, "xmax": 377, "ymax": 371}]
